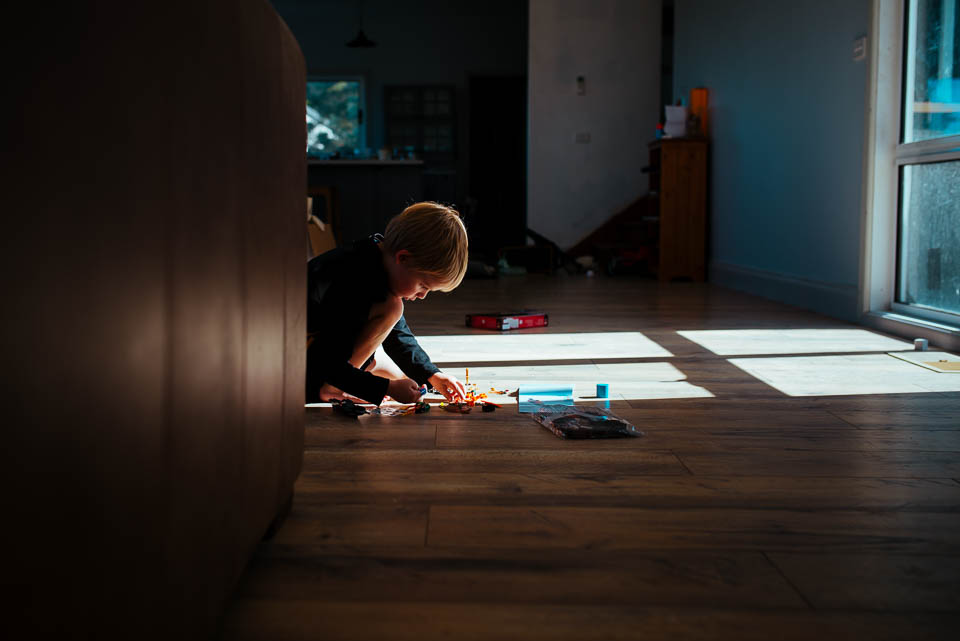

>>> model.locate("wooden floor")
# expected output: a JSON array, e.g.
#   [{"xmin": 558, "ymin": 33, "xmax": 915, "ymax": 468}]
[{"xmin": 220, "ymin": 275, "xmax": 960, "ymax": 640}]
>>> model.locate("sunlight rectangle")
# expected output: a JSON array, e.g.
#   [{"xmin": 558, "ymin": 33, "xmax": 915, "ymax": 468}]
[
  {"xmin": 305, "ymin": 360, "xmax": 713, "ymax": 408},
  {"xmin": 679, "ymin": 329, "xmax": 913, "ymax": 356},
  {"xmin": 460, "ymin": 362, "xmax": 713, "ymax": 403},
  {"xmin": 416, "ymin": 332, "xmax": 673, "ymax": 364},
  {"xmin": 728, "ymin": 354, "xmax": 960, "ymax": 397}
]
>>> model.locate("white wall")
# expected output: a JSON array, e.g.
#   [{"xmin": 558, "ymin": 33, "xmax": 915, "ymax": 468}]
[
  {"xmin": 528, "ymin": 0, "xmax": 661, "ymax": 249},
  {"xmin": 674, "ymin": 0, "xmax": 871, "ymax": 321}
]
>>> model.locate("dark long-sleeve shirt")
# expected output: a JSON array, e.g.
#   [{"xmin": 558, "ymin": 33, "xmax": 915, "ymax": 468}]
[{"xmin": 306, "ymin": 234, "xmax": 440, "ymax": 404}]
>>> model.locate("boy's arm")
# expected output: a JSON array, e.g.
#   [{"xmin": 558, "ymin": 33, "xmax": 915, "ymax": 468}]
[{"xmin": 381, "ymin": 315, "xmax": 440, "ymax": 385}]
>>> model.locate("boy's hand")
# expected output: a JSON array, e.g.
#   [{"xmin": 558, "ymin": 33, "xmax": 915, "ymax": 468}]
[
  {"xmin": 428, "ymin": 372, "xmax": 466, "ymax": 403},
  {"xmin": 387, "ymin": 377, "xmax": 421, "ymax": 403}
]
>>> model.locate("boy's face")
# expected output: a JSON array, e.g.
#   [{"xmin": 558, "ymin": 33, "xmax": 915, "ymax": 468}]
[{"xmin": 388, "ymin": 250, "xmax": 444, "ymax": 301}]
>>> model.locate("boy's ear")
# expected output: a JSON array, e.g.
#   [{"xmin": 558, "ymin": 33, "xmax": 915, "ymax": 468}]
[{"xmin": 395, "ymin": 249, "xmax": 413, "ymax": 265}]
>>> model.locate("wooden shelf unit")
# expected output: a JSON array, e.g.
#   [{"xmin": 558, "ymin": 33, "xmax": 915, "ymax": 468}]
[{"xmin": 648, "ymin": 138, "xmax": 708, "ymax": 282}]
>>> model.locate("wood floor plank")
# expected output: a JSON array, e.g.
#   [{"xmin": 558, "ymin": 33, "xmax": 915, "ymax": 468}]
[
  {"xmin": 272, "ymin": 503, "xmax": 427, "ymax": 547},
  {"xmin": 220, "ymin": 601, "xmax": 960, "ymax": 641},
  {"xmin": 675, "ymin": 448, "xmax": 960, "ymax": 478},
  {"xmin": 434, "ymin": 424, "xmax": 897, "ymax": 451},
  {"xmin": 304, "ymin": 421, "xmax": 437, "ymax": 450},
  {"xmin": 829, "ymin": 409, "xmax": 960, "ymax": 430},
  {"xmin": 293, "ymin": 473, "xmax": 960, "ymax": 511},
  {"xmin": 437, "ymin": 424, "xmax": 960, "ymax": 452},
  {"xmin": 427, "ymin": 505, "xmax": 960, "ymax": 553},
  {"xmin": 767, "ymin": 552, "xmax": 960, "ymax": 611},
  {"xmin": 299, "ymin": 448, "xmax": 689, "ymax": 475},
  {"xmin": 861, "ymin": 430, "xmax": 960, "ymax": 450},
  {"xmin": 232, "ymin": 544, "xmax": 806, "ymax": 608},
  {"xmin": 616, "ymin": 407, "xmax": 855, "ymax": 429}
]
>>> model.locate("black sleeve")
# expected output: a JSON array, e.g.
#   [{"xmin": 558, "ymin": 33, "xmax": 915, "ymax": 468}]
[
  {"xmin": 307, "ymin": 340, "xmax": 390, "ymax": 405},
  {"xmin": 327, "ymin": 357, "xmax": 390, "ymax": 405},
  {"xmin": 381, "ymin": 315, "xmax": 440, "ymax": 385}
]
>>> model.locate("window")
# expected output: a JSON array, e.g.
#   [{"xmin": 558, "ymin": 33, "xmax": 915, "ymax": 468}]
[
  {"xmin": 306, "ymin": 78, "xmax": 365, "ymax": 158},
  {"xmin": 895, "ymin": 0, "xmax": 960, "ymax": 320},
  {"xmin": 385, "ymin": 86, "xmax": 456, "ymax": 161},
  {"xmin": 864, "ymin": 0, "xmax": 960, "ymax": 347}
]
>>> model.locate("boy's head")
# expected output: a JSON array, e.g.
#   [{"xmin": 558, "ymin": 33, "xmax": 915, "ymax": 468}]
[{"xmin": 382, "ymin": 201, "xmax": 468, "ymax": 300}]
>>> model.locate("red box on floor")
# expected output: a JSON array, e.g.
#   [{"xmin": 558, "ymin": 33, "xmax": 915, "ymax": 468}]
[{"xmin": 465, "ymin": 311, "xmax": 549, "ymax": 331}]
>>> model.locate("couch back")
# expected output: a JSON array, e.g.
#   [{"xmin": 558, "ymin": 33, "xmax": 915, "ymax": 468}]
[{"xmin": 3, "ymin": 1, "xmax": 305, "ymax": 638}]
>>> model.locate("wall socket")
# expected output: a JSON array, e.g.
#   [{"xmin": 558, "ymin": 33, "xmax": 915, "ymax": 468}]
[
  {"xmin": 853, "ymin": 36, "xmax": 867, "ymax": 61},
  {"xmin": 575, "ymin": 132, "xmax": 591, "ymax": 144}
]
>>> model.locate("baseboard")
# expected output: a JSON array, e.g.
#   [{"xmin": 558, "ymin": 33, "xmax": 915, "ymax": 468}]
[
  {"xmin": 862, "ymin": 311, "xmax": 960, "ymax": 351},
  {"xmin": 710, "ymin": 261, "xmax": 860, "ymax": 322}
]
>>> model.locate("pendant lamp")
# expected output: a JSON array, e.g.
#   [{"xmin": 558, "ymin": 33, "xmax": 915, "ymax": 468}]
[{"xmin": 346, "ymin": 0, "xmax": 376, "ymax": 48}]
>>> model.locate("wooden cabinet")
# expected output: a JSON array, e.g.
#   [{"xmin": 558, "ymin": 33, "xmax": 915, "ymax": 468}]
[{"xmin": 648, "ymin": 138, "xmax": 708, "ymax": 282}]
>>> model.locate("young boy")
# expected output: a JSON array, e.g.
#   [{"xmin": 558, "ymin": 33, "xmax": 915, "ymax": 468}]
[{"xmin": 306, "ymin": 201, "xmax": 468, "ymax": 405}]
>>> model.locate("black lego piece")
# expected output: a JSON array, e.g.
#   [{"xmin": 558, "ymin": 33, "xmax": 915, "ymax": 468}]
[{"xmin": 332, "ymin": 398, "xmax": 367, "ymax": 418}]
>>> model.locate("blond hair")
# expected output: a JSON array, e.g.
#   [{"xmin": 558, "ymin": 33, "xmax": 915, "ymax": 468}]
[{"xmin": 383, "ymin": 202, "xmax": 468, "ymax": 292}]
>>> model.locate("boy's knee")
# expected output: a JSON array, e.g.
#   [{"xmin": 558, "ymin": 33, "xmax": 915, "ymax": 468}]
[{"xmin": 375, "ymin": 296, "xmax": 403, "ymax": 324}]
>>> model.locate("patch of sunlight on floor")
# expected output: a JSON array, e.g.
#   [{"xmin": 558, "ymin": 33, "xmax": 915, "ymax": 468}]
[
  {"xmin": 306, "ymin": 361, "xmax": 713, "ymax": 407},
  {"xmin": 415, "ymin": 332, "xmax": 673, "ymax": 363},
  {"xmin": 678, "ymin": 328, "xmax": 913, "ymax": 356},
  {"xmin": 462, "ymin": 362, "xmax": 713, "ymax": 402},
  {"xmin": 728, "ymin": 353, "xmax": 960, "ymax": 397}
]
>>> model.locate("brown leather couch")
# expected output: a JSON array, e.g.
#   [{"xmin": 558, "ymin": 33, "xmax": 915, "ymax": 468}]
[{"xmin": 3, "ymin": 1, "xmax": 305, "ymax": 638}]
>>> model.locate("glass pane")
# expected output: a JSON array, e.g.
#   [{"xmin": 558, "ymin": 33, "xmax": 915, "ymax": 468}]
[
  {"xmin": 898, "ymin": 160, "xmax": 960, "ymax": 315},
  {"xmin": 903, "ymin": 0, "xmax": 960, "ymax": 142},
  {"xmin": 306, "ymin": 80, "xmax": 361, "ymax": 157}
]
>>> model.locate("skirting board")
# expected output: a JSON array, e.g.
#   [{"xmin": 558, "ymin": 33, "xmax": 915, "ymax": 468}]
[
  {"xmin": 863, "ymin": 311, "xmax": 960, "ymax": 352},
  {"xmin": 710, "ymin": 261, "xmax": 860, "ymax": 322}
]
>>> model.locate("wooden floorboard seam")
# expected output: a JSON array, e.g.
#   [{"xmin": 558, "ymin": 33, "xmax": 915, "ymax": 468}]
[
  {"xmin": 760, "ymin": 551, "xmax": 816, "ymax": 610},
  {"xmin": 828, "ymin": 410, "xmax": 862, "ymax": 429},
  {"xmin": 671, "ymin": 451, "xmax": 696, "ymax": 475}
]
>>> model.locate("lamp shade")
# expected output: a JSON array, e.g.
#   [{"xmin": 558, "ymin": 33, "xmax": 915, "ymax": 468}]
[
  {"xmin": 690, "ymin": 87, "xmax": 709, "ymax": 137},
  {"xmin": 346, "ymin": 28, "xmax": 376, "ymax": 47}
]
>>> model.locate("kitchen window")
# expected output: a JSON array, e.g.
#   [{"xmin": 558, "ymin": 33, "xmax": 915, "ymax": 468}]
[{"xmin": 306, "ymin": 78, "xmax": 365, "ymax": 157}]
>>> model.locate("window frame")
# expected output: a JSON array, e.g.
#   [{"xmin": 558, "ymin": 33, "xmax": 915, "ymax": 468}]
[
  {"xmin": 384, "ymin": 84, "xmax": 457, "ymax": 162},
  {"xmin": 862, "ymin": 0, "xmax": 960, "ymax": 348},
  {"xmin": 305, "ymin": 75, "xmax": 367, "ymax": 156}
]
